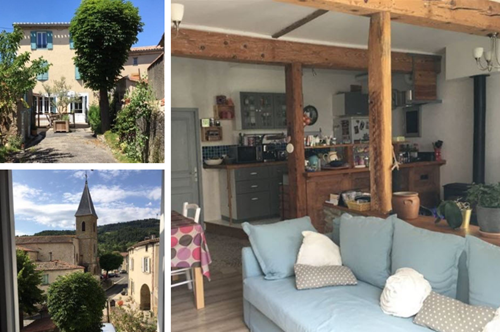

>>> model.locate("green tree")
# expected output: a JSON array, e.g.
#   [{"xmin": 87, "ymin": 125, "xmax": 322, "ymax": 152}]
[
  {"xmin": 110, "ymin": 307, "xmax": 157, "ymax": 332},
  {"xmin": 47, "ymin": 272, "xmax": 106, "ymax": 332},
  {"xmin": 100, "ymin": 252, "xmax": 124, "ymax": 276},
  {"xmin": 41, "ymin": 76, "xmax": 80, "ymax": 120},
  {"xmin": 0, "ymin": 26, "xmax": 49, "ymax": 144},
  {"xmin": 70, "ymin": 0, "xmax": 144, "ymax": 132},
  {"xmin": 16, "ymin": 250, "xmax": 45, "ymax": 328}
]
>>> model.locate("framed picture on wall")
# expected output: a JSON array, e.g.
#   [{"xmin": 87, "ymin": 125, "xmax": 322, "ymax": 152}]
[{"xmin": 404, "ymin": 106, "xmax": 421, "ymax": 137}]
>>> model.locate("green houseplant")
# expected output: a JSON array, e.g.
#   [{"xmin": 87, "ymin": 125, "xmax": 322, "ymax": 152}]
[{"xmin": 467, "ymin": 183, "xmax": 500, "ymax": 233}]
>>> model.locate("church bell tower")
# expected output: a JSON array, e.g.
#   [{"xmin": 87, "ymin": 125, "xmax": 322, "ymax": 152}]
[{"xmin": 75, "ymin": 174, "xmax": 99, "ymax": 275}]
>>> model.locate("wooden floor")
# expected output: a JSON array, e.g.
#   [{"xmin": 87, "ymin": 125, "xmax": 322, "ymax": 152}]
[{"xmin": 171, "ymin": 271, "xmax": 249, "ymax": 332}]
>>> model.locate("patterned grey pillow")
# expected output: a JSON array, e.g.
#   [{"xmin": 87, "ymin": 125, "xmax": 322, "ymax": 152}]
[
  {"xmin": 414, "ymin": 292, "xmax": 495, "ymax": 332},
  {"xmin": 294, "ymin": 264, "xmax": 357, "ymax": 290}
]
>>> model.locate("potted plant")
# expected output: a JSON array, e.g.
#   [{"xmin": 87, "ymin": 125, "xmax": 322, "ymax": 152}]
[
  {"xmin": 467, "ymin": 183, "xmax": 500, "ymax": 233},
  {"xmin": 42, "ymin": 77, "xmax": 80, "ymax": 133},
  {"xmin": 435, "ymin": 200, "xmax": 463, "ymax": 229}
]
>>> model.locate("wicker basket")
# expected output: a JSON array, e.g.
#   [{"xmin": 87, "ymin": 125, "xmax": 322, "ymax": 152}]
[{"xmin": 347, "ymin": 200, "xmax": 371, "ymax": 212}]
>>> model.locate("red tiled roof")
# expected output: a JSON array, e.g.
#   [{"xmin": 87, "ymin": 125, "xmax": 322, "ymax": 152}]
[
  {"xmin": 16, "ymin": 245, "xmax": 39, "ymax": 252},
  {"xmin": 130, "ymin": 46, "xmax": 163, "ymax": 53},
  {"xmin": 14, "ymin": 22, "xmax": 70, "ymax": 28},
  {"xmin": 35, "ymin": 260, "xmax": 84, "ymax": 271},
  {"xmin": 16, "ymin": 235, "xmax": 76, "ymax": 245},
  {"xmin": 128, "ymin": 237, "xmax": 160, "ymax": 250},
  {"xmin": 21, "ymin": 317, "xmax": 57, "ymax": 332}
]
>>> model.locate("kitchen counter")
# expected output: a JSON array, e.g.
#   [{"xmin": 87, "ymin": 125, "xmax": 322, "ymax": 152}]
[{"xmin": 204, "ymin": 161, "xmax": 287, "ymax": 170}]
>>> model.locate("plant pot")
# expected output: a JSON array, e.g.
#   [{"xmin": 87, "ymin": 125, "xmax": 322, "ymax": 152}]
[
  {"xmin": 476, "ymin": 206, "xmax": 500, "ymax": 233},
  {"xmin": 54, "ymin": 120, "xmax": 70, "ymax": 133},
  {"xmin": 392, "ymin": 192, "xmax": 420, "ymax": 220},
  {"xmin": 460, "ymin": 209, "xmax": 472, "ymax": 230}
]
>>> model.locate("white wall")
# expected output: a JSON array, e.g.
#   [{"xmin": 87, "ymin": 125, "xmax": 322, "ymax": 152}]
[
  {"xmin": 446, "ymin": 39, "xmax": 500, "ymax": 80},
  {"xmin": 171, "ymin": 56, "xmax": 474, "ymax": 220},
  {"xmin": 171, "ymin": 57, "xmax": 358, "ymax": 221}
]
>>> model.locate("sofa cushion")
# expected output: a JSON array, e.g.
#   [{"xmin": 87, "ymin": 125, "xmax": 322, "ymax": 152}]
[
  {"xmin": 242, "ymin": 217, "xmax": 316, "ymax": 280},
  {"xmin": 339, "ymin": 213, "xmax": 394, "ymax": 289},
  {"xmin": 296, "ymin": 231, "xmax": 341, "ymax": 266},
  {"xmin": 391, "ymin": 217, "xmax": 466, "ymax": 298},
  {"xmin": 414, "ymin": 291, "xmax": 495, "ymax": 332},
  {"xmin": 244, "ymin": 276, "xmax": 430, "ymax": 332},
  {"xmin": 466, "ymin": 235, "xmax": 500, "ymax": 308},
  {"xmin": 294, "ymin": 264, "xmax": 357, "ymax": 290}
]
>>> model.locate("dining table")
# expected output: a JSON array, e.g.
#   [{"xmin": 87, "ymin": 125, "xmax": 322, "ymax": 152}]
[{"xmin": 171, "ymin": 210, "xmax": 212, "ymax": 309}]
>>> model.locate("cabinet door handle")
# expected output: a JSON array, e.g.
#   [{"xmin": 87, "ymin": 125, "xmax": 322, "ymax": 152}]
[
  {"xmin": 250, "ymin": 172, "xmax": 258, "ymax": 175},
  {"xmin": 251, "ymin": 197, "xmax": 259, "ymax": 201},
  {"xmin": 251, "ymin": 185, "xmax": 258, "ymax": 188}
]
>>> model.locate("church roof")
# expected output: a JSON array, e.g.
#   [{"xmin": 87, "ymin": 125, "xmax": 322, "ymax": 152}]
[
  {"xmin": 16, "ymin": 235, "xmax": 76, "ymax": 245},
  {"xmin": 35, "ymin": 260, "xmax": 84, "ymax": 271},
  {"xmin": 75, "ymin": 180, "xmax": 98, "ymax": 218}
]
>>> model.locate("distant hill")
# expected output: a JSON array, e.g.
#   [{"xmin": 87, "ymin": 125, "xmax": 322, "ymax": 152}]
[{"xmin": 33, "ymin": 218, "xmax": 160, "ymax": 253}]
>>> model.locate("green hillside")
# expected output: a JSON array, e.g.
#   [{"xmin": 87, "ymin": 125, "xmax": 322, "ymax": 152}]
[{"xmin": 33, "ymin": 218, "xmax": 160, "ymax": 253}]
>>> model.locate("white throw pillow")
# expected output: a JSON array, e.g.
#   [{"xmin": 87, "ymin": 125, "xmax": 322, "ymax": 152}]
[
  {"xmin": 296, "ymin": 231, "xmax": 342, "ymax": 266},
  {"xmin": 484, "ymin": 308, "xmax": 500, "ymax": 332},
  {"xmin": 380, "ymin": 267, "xmax": 432, "ymax": 318}
]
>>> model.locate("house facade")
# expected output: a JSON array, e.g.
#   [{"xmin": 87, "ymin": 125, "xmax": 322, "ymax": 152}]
[
  {"xmin": 14, "ymin": 22, "xmax": 163, "ymax": 124},
  {"xmin": 128, "ymin": 237, "xmax": 160, "ymax": 314}
]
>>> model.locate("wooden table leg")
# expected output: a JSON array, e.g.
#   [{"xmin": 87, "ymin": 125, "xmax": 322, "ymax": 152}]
[{"xmin": 193, "ymin": 267, "xmax": 205, "ymax": 309}]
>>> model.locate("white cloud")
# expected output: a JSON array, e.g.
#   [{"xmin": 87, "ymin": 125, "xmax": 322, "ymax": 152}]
[
  {"xmin": 71, "ymin": 170, "xmax": 88, "ymax": 180},
  {"xmin": 146, "ymin": 202, "xmax": 152, "ymax": 207},
  {"xmin": 98, "ymin": 170, "xmax": 141, "ymax": 181}
]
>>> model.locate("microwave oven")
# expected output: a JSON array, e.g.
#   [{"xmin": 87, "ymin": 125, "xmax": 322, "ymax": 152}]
[{"xmin": 229, "ymin": 146, "xmax": 263, "ymax": 163}]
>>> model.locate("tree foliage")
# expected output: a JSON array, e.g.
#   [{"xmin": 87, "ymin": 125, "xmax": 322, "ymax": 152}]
[
  {"xmin": 110, "ymin": 307, "xmax": 157, "ymax": 332},
  {"xmin": 115, "ymin": 80, "xmax": 157, "ymax": 162},
  {"xmin": 70, "ymin": 0, "xmax": 144, "ymax": 132},
  {"xmin": 41, "ymin": 76, "xmax": 80, "ymax": 120},
  {"xmin": 0, "ymin": 26, "xmax": 49, "ymax": 143},
  {"xmin": 99, "ymin": 252, "xmax": 124, "ymax": 275},
  {"xmin": 47, "ymin": 272, "xmax": 106, "ymax": 332},
  {"xmin": 16, "ymin": 250, "xmax": 45, "ymax": 327}
]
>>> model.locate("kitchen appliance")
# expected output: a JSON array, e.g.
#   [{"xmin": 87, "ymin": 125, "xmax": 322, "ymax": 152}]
[
  {"xmin": 229, "ymin": 145, "xmax": 263, "ymax": 163},
  {"xmin": 262, "ymin": 133, "xmax": 287, "ymax": 162},
  {"xmin": 335, "ymin": 116, "xmax": 369, "ymax": 143}
]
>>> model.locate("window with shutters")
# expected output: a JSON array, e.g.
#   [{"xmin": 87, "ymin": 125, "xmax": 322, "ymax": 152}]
[
  {"xmin": 37, "ymin": 61, "xmax": 49, "ymax": 81},
  {"xmin": 42, "ymin": 274, "xmax": 49, "ymax": 285},
  {"xmin": 37, "ymin": 32, "xmax": 47, "ymax": 49},
  {"xmin": 142, "ymin": 257, "xmax": 151, "ymax": 273},
  {"xmin": 131, "ymin": 258, "xmax": 134, "ymax": 271}
]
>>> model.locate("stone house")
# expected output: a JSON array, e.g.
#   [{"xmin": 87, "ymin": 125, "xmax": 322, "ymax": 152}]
[
  {"xmin": 127, "ymin": 237, "xmax": 160, "ymax": 314},
  {"xmin": 15, "ymin": 178, "xmax": 100, "ymax": 291},
  {"xmin": 14, "ymin": 22, "xmax": 163, "ymax": 125}
]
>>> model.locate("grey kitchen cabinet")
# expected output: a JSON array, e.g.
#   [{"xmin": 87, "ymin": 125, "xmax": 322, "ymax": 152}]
[
  {"xmin": 240, "ymin": 92, "xmax": 287, "ymax": 130},
  {"xmin": 332, "ymin": 92, "xmax": 369, "ymax": 116},
  {"xmin": 219, "ymin": 164, "xmax": 287, "ymax": 222}
]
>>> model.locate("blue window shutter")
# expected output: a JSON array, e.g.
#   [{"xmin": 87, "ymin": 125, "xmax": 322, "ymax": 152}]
[
  {"xmin": 69, "ymin": 33, "xmax": 74, "ymax": 49},
  {"xmin": 75, "ymin": 66, "xmax": 81, "ymax": 80},
  {"xmin": 39, "ymin": 61, "xmax": 49, "ymax": 81},
  {"xmin": 31, "ymin": 31, "xmax": 37, "ymax": 50},
  {"xmin": 47, "ymin": 31, "xmax": 53, "ymax": 50}
]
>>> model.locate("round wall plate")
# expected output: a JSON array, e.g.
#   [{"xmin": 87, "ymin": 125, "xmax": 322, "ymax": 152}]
[{"xmin": 303, "ymin": 105, "xmax": 318, "ymax": 126}]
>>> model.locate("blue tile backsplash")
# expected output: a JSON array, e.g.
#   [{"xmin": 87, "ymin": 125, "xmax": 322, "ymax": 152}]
[{"xmin": 202, "ymin": 145, "xmax": 236, "ymax": 160}]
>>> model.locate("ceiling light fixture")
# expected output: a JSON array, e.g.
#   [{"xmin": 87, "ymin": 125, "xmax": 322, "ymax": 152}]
[
  {"xmin": 171, "ymin": 3, "xmax": 185, "ymax": 35},
  {"xmin": 473, "ymin": 33, "xmax": 500, "ymax": 72}
]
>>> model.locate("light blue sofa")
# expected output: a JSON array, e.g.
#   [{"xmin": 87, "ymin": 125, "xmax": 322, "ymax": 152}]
[{"xmin": 242, "ymin": 215, "xmax": 476, "ymax": 332}]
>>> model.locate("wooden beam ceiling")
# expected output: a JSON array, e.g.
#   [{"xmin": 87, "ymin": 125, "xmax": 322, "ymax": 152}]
[
  {"xmin": 275, "ymin": 0, "xmax": 500, "ymax": 36},
  {"xmin": 172, "ymin": 28, "xmax": 441, "ymax": 73},
  {"xmin": 272, "ymin": 9, "xmax": 328, "ymax": 39}
]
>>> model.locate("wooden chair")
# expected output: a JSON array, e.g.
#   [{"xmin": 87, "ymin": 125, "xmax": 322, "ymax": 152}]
[{"xmin": 171, "ymin": 202, "xmax": 201, "ymax": 290}]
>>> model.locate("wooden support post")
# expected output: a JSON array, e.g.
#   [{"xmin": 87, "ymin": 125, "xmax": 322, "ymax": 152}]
[
  {"xmin": 285, "ymin": 63, "xmax": 307, "ymax": 219},
  {"xmin": 368, "ymin": 12, "xmax": 393, "ymax": 213}
]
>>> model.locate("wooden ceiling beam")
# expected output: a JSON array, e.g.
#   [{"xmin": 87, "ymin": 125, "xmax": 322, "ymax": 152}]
[
  {"xmin": 171, "ymin": 28, "xmax": 441, "ymax": 74},
  {"xmin": 272, "ymin": 9, "xmax": 328, "ymax": 39},
  {"xmin": 275, "ymin": 0, "xmax": 500, "ymax": 37}
]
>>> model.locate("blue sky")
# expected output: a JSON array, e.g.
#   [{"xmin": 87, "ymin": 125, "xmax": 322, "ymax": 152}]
[
  {"xmin": 0, "ymin": 0, "xmax": 164, "ymax": 46},
  {"xmin": 13, "ymin": 170, "xmax": 163, "ymax": 236}
]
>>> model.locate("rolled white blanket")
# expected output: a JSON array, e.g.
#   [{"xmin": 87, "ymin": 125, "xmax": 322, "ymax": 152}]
[
  {"xmin": 380, "ymin": 267, "xmax": 432, "ymax": 318},
  {"xmin": 483, "ymin": 308, "xmax": 500, "ymax": 332}
]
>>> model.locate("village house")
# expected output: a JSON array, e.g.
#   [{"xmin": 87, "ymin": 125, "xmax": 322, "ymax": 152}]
[
  {"xmin": 15, "ymin": 178, "xmax": 99, "ymax": 291},
  {"xmin": 14, "ymin": 22, "xmax": 163, "ymax": 125},
  {"xmin": 127, "ymin": 237, "xmax": 160, "ymax": 315}
]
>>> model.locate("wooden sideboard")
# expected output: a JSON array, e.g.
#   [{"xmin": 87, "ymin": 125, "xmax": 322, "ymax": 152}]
[{"xmin": 302, "ymin": 161, "xmax": 446, "ymax": 232}]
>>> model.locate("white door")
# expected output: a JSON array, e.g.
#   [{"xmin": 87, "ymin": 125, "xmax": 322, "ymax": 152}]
[{"xmin": 73, "ymin": 95, "xmax": 87, "ymax": 124}]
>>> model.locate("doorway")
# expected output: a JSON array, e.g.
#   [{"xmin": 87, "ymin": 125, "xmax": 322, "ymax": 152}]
[
  {"xmin": 140, "ymin": 284, "xmax": 151, "ymax": 311},
  {"xmin": 171, "ymin": 109, "xmax": 204, "ymax": 225}
]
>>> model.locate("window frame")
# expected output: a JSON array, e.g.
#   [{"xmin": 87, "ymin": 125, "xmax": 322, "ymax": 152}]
[
  {"xmin": 133, "ymin": 57, "xmax": 138, "ymax": 66},
  {"xmin": 42, "ymin": 274, "xmax": 49, "ymax": 285},
  {"xmin": 37, "ymin": 32, "xmax": 48, "ymax": 49}
]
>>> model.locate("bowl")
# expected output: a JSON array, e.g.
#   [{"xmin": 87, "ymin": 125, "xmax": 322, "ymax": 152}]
[{"xmin": 204, "ymin": 158, "xmax": 223, "ymax": 166}]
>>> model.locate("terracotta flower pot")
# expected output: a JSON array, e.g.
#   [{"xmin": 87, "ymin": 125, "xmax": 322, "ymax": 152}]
[{"xmin": 392, "ymin": 192, "xmax": 420, "ymax": 220}]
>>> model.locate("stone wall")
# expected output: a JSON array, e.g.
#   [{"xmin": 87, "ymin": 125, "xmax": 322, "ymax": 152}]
[
  {"xmin": 148, "ymin": 107, "xmax": 164, "ymax": 163},
  {"xmin": 147, "ymin": 55, "xmax": 164, "ymax": 101}
]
